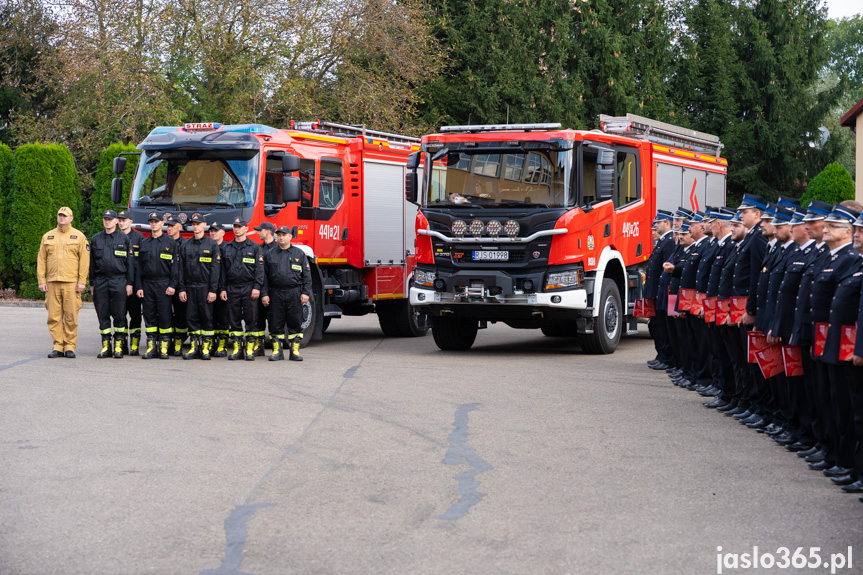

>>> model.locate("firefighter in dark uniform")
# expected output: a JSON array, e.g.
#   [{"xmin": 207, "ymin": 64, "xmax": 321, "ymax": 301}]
[
  {"xmin": 209, "ymin": 222, "xmax": 230, "ymax": 356},
  {"xmin": 703, "ymin": 207, "xmax": 737, "ymax": 409},
  {"xmin": 845, "ymin": 214, "xmax": 863, "ymax": 497},
  {"xmin": 89, "ymin": 209, "xmax": 134, "ymax": 358},
  {"xmin": 176, "ymin": 213, "xmax": 221, "ymax": 360},
  {"xmin": 136, "ymin": 212, "xmax": 178, "ymax": 359},
  {"xmin": 254, "ymin": 221, "xmax": 278, "ymax": 356},
  {"xmin": 165, "ymin": 215, "xmax": 188, "ymax": 355},
  {"xmin": 807, "ymin": 205, "xmax": 861, "ymax": 480},
  {"xmin": 716, "ymin": 214, "xmax": 745, "ymax": 415},
  {"xmin": 789, "ymin": 200, "xmax": 834, "ymax": 468},
  {"xmin": 728, "ymin": 194, "xmax": 768, "ymax": 427},
  {"xmin": 118, "ymin": 210, "xmax": 145, "ymax": 355},
  {"xmin": 645, "ymin": 210, "xmax": 675, "ymax": 370},
  {"xmin": 262, "ymin": 226, "xmax": 312, "ymax": 361},
  {"xmin": 664, "ymin": 223, "xmax": 696, "ymax": 387},
  {"xmin": 765, "ymin": 206, "xmax": 812, "ymax": 448},
  {"xmin": 690, "ymin": 210, "xmax": 721, "ymax": 397},
  {"xmin": 220, "ymin": 217, "xmax": 264, "ymax": 360}
]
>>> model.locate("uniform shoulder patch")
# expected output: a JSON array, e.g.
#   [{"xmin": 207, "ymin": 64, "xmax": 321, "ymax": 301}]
[
  {"xmin": 71, "ymin": 235, "xmax": 77, "ymax": 239},
  {"xmin": 47, "ymin": 235, "xmax": 54, "ymax": 239},
  {"xmin": 86, "ymin": 244, "xmax": 90, "ymax": 251}
]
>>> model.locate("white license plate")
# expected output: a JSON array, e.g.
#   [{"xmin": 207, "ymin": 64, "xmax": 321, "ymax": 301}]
[{"xmin": 473, "ymin": 250, "xmax": 509, "ymax": 261}]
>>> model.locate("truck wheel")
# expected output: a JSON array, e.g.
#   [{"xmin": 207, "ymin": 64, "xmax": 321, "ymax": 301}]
[
  {"xmin": 299, "ymin": 290, "xmax": 317, "ymax": 347},
  {"xmin": 580, "ymin": 278, "xmax": 622, "ymax": 354},
  {"xmin": 395, "ymin": 297, "xmax": 429, "ymax": 337},
  {"xmin": 432, "ymin": 316, "xmax": 478, "ymax": 351},
  {"xmin": 540, "ymin": 324, "xmax": 576, "ymax": 338},
  {"xmin": 377, "ymin": 300, "xmax": 401, "ymax": 337}
]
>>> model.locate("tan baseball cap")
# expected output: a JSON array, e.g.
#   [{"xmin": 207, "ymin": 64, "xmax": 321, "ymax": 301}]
[{"xmin": 57, "ymin": 207, "xmax": 73, "ymax": 217}]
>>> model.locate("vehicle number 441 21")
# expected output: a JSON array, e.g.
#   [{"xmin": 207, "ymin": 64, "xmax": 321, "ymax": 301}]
[{"xmin": 319, "ymin": 224, "xmax": 340, "ymax": 240}]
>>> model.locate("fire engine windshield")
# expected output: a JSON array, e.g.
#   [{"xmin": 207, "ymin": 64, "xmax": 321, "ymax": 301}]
[
  {"xmin": 424, "ymin": 142, "xmax": 572, "ymax": 208},
  {"xmin": 130, "ymin": 149, "xmax": 259, "ymax": 208}
]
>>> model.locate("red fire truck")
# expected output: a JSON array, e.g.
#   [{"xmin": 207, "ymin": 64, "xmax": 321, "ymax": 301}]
[
  {"xmin": 406, "ymin": 113, "xmax": 727, "ymax": 353},
  {"xmin": 111, "ymin": 121, "xmax": 429, "ymax": 345}
]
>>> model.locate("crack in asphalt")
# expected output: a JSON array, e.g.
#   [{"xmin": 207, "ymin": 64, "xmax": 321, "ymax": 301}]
[
  {"xmin": 439, "ymin": 403, "xmax": 493, "ymax": 521},
  {"xmin": 0, "ymin": 355, "xmax": 44, "ymax": 372},
  {"xmin": 200, "ymin": 339, "xmax": 384, "ymax": 575}
]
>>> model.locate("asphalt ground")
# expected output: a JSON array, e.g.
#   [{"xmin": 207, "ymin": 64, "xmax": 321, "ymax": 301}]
[{"xmin": 1, "ymin": 305, "xmax": 861, "ymax": 575}]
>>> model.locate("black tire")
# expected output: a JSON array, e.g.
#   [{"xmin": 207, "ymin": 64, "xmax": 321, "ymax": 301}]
[
  {"xmin": 395, "ymin": 298, "xmax": 429, "ymax": 337},
  {"xmin": 377, "ymin": 300, "xmax": 401, "ymax": 337},
  {"xmin": 299, "ymin": 289, "xmax": 317, "ymax": 348},
  {"xmin": 432, "ymin": 316, "xmax": 478, "ymax": 351},
  {"xmin": 540, "ymin": 324, "xmax": 576, "ymax": 338},
  {"xmin": 580, "ymin": 278, "xmax": 622, "ymax": 354}
]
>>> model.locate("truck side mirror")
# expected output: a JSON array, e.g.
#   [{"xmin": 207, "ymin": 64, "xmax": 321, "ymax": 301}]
[
  {"xmin": 405, "ymin": 152, "xmax": 420, "ymax": 203},
  {"xmin": 113, "ymin": 156, "xmax": 127, "ymax": 175},
  {"xmin": 111, "ymin": 178, "xmax": 124, "ymax": 204},
  {"xmin": 283, "ymin": 175, "xmax": 301, "ymax": 203},
  {"xmin": 282, "ymin": 154, "xmax": 300, "ymax": 172},
  {"xmin": 596, "ymin": 167, "xmax": 614, "ymax": 201},
  {"xmin": 405, "ymin": 172, "xmax": 418, "ymax": 204}
]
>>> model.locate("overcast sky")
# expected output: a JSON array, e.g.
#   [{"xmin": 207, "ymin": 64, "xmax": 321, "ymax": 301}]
[{"xmin": 827, "ymin": 0, "xmax": 861, "ymax": 19}]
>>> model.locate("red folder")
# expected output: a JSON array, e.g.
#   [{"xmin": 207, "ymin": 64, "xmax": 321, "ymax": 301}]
[
  {"xmin": 643, "ymin": 298, "xmax": 656, "ymax": 318},
  {"xmin": 633, "ymin": 299, "xmax": 643, "ymax": 318},
  {"xmin": 782, "ymin": 346, "xmax": 804, "ymax": 377},
  {"xmin": 704, "ymin": 297, "xmax": 717, "ymax": 324},
  {"xmin": 667, "ymin": 294, "xmax": 679, "ymax": 317},
  {"xmin": 747, "ymin": 331, "xmax": 769, "ymax": 364},
  {"xmin": 691, "ymin": 292, "xmax": 706, "ymax": 316},
  {"xmin": 730, "ymin": 296, "xmax": 748, "ymax": 324},
  {"xmin": 755, "ymin": 345, "xmax": 785, "ymax": 379},
  {"xmin": 813, "ymin": 323, "xmax": 829, "ymax": 358},
  {"xmin": 678, "ymin": 288, "xmax": 695, "ymax": 312},
  {"xmin": 716, "ymin": 299, "xmax": 731, "ymax": 326},
  {"xmin": 839, "ymin": 325, "xmax": 858, "ymax": 362}
]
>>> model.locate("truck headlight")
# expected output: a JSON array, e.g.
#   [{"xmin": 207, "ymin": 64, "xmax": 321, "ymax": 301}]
[
  {"xmin": 545, "ymin": 269, "xmax": 583, "ymax": 290},
  {"xmin": 415, "ymin": 269, "xmax": 437, "ymax": 287}
]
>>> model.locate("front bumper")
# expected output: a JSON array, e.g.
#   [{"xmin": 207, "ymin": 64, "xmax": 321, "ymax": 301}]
[{"xmin": 409, "ymin": 285, "xmax": 588, "ymax": 310}]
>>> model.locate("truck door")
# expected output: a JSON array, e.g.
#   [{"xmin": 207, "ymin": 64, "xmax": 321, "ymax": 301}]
[
  {"xmin": 263, "ymin": 152, "xmax": 318, "ymax": 249},
  {"xmin": 312, "ymin": 157, "xmax": 347, "ymax": 261}
]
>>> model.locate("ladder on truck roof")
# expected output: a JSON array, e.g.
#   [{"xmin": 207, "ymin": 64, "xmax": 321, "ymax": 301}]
[
  {"xmin": 290, "ymin": 120, "xmax": 420, "ymax": 145},
  {"xmin": 599, "ymin": 113, "xmax": 723, "ymax": 157}
]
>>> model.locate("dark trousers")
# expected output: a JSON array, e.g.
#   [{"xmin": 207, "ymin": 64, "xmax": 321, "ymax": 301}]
[
  {"xmin": 843, "ymin": 364, "xmax": 863, "ymax": 475},
  {"xmin": 666, "ymin": 315, "xmax": 682, "ymax": 369},
  {"xmin": 720, "ymin": 325, "xmax": 749, "ymax": 406},
  {"xmin": 172, "ymin": 292, "xmax": 188, "ymax": 336},
  {"xmin": 142, "ymin": 279, "xmax": 173, "ymax": 335},
  {"xmin": 93, "ymin": 275, "xmax": 128, "ymax": 334},
  {"xmin": 268, "ymin": 287, "xmax": 302, "ymax": 337},
  {"xmin": 689, "ymin": 318, "xmax": 713, "ymax": 387},
  {"xmin": 227, "ymin": 284, "xmax": 258, "ymax": 335},
  {"xmin": 826, "ymin": 363, "xmax": 856, "ymax": 469},
  {"xmin": 651, "ymin": 309, "xmax": 673, "ymax": 365},
  {"xmin": 184, "ymin": 286, "xmax": 214, "ymax": 335},
  {"xmin": 126, "ymin": 291, "xmax": 142, "ymax": 335},
  {"xmin": 813, "ymin": 359, "xmax": 836, "ymax": 463},
  {"xmin": 675, "ymin": 315, "xmax": 693, "ymax": 378},
  {"xmin": 709, "ymin": 323, "xmax": 731, "ymax": 396},
  {"xmin": 798, "ymin": 347, "xmax": 821, "ymax": 445},
  {"xmin": 213, "ymin": 297, "xmax": 229, "ymax": 335}
]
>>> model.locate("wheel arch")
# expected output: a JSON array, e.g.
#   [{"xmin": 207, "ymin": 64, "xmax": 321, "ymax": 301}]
[{"xmin": 591, "ymin": 247, "xmax": 627, "ymax": 318}]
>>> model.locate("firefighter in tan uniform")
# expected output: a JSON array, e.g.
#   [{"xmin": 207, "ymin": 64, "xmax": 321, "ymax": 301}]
[{"xmin": 37, "ymin": 206, "xmax": 90, "ymax": 358}]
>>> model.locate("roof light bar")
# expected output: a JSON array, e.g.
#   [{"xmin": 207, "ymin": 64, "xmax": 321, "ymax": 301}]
[{"xmin": 439, "ymin": 123, "xmax": 563, "ymax": 133}]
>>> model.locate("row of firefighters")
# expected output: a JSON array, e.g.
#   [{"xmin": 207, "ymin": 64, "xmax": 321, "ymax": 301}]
[
  {"xmin": 642, "ymin": 194, "xmax": 863, "ymax": 494},
  {"xmin": 89, "ymin": 210, "xmax": 312, "ymax": 362}
]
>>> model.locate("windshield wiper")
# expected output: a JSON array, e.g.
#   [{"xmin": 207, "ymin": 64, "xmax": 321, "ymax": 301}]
[
  {"xmin": 496, "ymin": 201, "xmax": 550, "ymax": 208},
  {"xmin": 185, "ymin": 201, "xmax": 238, "ymax": 208}
]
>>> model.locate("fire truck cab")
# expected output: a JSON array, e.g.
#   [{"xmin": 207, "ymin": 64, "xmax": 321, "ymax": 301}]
[
  {"xmin": 407, "ymin": 114, "xmax": 726, "ymax": 353},
  {"xmin": 112, "ymin": 121, "xmax": 429, "ymax": 345}
]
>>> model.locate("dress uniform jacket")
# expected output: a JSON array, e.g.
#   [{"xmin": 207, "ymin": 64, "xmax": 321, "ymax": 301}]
[
  {"xmin": 753, "ymin": 239, "xmax": 782, "ymax": 333},
  {"xmin": 810, "ymin": 244, "xmax": 861, "ymax": 328},
  {"xmin": 790, "ymin": 244, "xmax": 831, "ymax": 346},
  {"xmin": 644, "ymin": 231, "xmax": 675, "ymax": 299},
  {"xmin": 694, "ymin": 237, "xmax": 718, "ymax": 293},
  {"xmin": 718, "ymin": 241, "xmax": 740, "ymax": 300},
  {"xmin": 678, "ymin": 237, "xmax": 708, "ymax": 290},
  {"xmin": 822, "ymin": 260, "xmax": 863, "ymax": 365},
  {"xmin": 731, "ymin": 222, "xmax": 768, "ymax": 315},
  {"xmin": 762, "ymin": 241, "xmax": 801, "ymax": 338},
  {"xmin": 656, "ymin": 244, "xmax": 683, "ymax": 312},
  {"xmin": 706, "ymin": 234, "xmax": 735, "ymax": 298}
]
